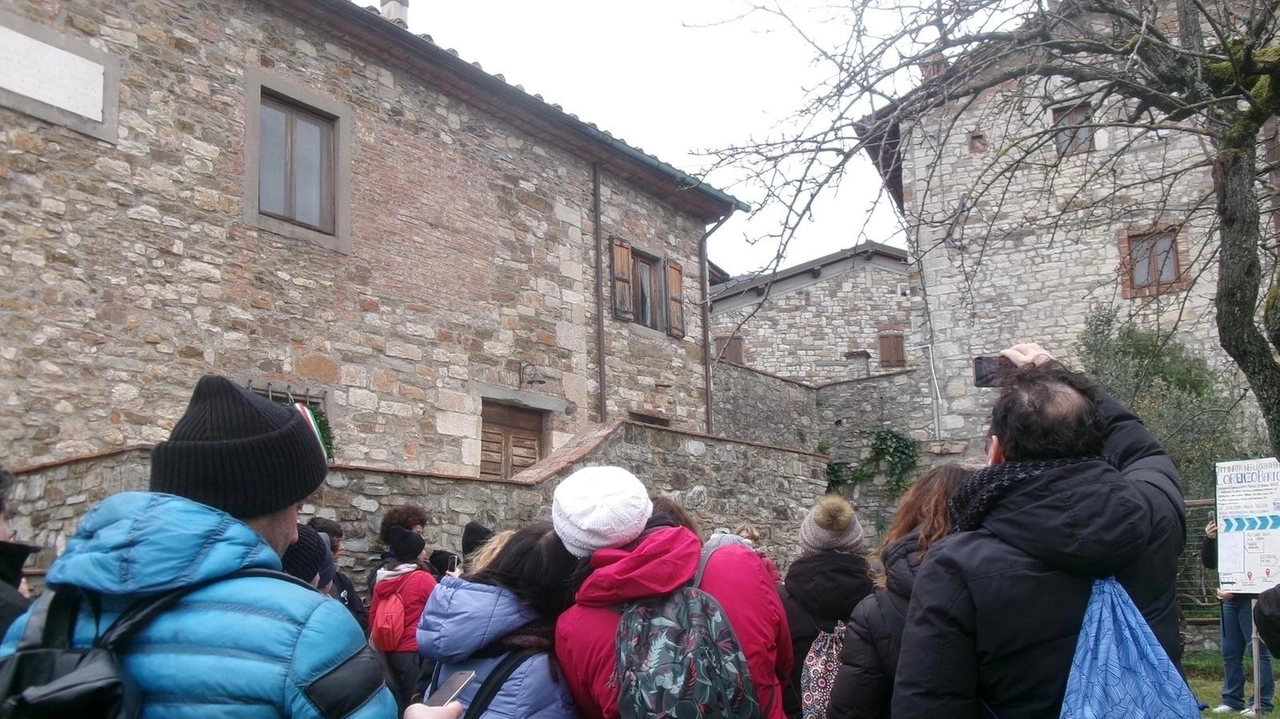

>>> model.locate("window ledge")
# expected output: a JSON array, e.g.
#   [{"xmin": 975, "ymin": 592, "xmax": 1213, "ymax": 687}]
[
  {"xmin": 624, "ymin": 320, "xmax": 679, "ymax": 343},
  {"xmin": 249, "ymin": 212, "xmax": 350, "ymax": 254},
  {"xmin": 242, "ymin": 67, "xmax": 353, "ymax": 256}
]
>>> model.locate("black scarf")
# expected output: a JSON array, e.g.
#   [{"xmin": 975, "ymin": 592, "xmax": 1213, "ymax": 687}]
[{"xmin": 948, "ymin": 458, "xmax": 1098, "ymax": 532}]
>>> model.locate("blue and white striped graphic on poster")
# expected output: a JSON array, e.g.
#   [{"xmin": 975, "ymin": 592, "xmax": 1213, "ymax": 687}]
[{"xmin": 1217, "ymin": 458, "xmax": 1280, "ymax": 593}]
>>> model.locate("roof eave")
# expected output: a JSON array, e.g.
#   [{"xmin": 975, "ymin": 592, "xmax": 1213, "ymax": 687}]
[{"xmin": 277, "ymin": 0, "xmax": 750, "ymax": 222}]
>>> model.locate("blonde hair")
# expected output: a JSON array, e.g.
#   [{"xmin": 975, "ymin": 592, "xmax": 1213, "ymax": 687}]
[
  {"xmin": 734, "ymin": 523, "xmax": 760, "ymax": 544},
  {"xmin": 465, "ymin": 530, "xmax": 515, "ymax": 575}
]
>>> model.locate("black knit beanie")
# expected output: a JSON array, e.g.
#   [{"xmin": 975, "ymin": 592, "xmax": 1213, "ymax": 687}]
[
  {"xmin": 150, "ymin": 375, "xmax": 328, "ymax": 518},
  {"xmin": 462, "ymin": 521, "xmax": 495, "ymax": 559},
  {"xmin": 389, "ymin": 525, "xmax": 426, "ymax": 563},
  {"xmin": 281, "ymin": 523, "xmax": 326, "ymax": 584}
]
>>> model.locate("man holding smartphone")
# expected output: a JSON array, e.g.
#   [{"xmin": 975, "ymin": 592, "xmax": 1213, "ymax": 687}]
[{"xmin": 893, "ymin": 343, "xmax": 1186, "ymax": 718}]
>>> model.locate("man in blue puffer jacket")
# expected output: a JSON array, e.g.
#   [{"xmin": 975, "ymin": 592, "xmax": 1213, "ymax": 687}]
[{"xmin": 1, "ymin": 375, "xmax": 397, "ymax": 719}]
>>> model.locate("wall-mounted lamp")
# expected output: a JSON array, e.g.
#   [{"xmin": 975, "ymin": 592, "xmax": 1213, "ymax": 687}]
[{"xmin": 518, "ymin": 361, "xmax": 546, "ymax": 388}]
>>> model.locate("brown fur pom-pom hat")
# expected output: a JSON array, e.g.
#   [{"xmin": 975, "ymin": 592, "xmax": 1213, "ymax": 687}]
[{"xmin": 798, "ymin": 494, "xmax": 865, "ymax": 555}]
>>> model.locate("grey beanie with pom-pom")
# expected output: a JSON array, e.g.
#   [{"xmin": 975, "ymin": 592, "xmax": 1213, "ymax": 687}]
[{"xmin": 799, "ymin": 494, "xmax": 865, "ymax": 555}]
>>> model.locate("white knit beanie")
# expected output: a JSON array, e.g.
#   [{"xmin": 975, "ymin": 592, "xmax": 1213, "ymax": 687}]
[{"xmin": 552, "ymin": 466, "xmax": 653, "ymax": 558}]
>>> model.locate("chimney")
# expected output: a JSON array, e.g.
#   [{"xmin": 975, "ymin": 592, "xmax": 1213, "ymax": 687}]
[{"xmin": 380, "ymin": 0, "xmax": 408, "ymax": 27}]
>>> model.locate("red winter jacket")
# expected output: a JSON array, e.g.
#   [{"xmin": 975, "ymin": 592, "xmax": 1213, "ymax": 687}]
[
  {"xmin": 370, "ymin": 566, "xmax": 436, "ymax": 653},
  {"xmin": 555, "ymin": 526, "xmax": 793, "ymax": 719}
]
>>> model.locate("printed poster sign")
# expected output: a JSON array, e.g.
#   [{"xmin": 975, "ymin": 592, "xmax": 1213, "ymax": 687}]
[{"xmin": 1217, "ymin": 458, "xmax": 1280, "ymax": 593}]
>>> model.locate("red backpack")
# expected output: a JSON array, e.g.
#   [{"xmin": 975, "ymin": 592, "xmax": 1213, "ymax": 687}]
[{"xmin": 370, "ymin": 592, "xmax": 406, "ymax": 651}]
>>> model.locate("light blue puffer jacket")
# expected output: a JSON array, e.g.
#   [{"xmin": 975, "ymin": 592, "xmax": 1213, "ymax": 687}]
[
  {"xmin": 0, "ymin": 492, "xmax": 397, "ymax": 719},
  {"xmin": 417, "ymin": 577, "xmax": 575, "ymax": 719}
]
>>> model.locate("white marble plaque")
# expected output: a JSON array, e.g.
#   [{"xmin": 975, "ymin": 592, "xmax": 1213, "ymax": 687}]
[{"xmin": 0, "ymin": 24, "xmax": 105, "ymax": 122}]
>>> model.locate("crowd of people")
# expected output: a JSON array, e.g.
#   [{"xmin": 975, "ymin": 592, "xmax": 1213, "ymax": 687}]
[{"xmin": 0, "ymin": 341, "xmax": 1272, "ymax": 718}]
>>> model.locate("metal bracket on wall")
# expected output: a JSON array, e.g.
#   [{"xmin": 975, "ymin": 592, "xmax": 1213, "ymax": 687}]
[{"xmin": 245, "ymin": 379, "xmax": 328, "ymax": 412}]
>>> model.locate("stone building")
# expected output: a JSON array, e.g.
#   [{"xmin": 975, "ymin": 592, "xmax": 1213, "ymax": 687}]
[
  {"xmin": 1, "ymin": 0, "xmax": 750, "ymax": 476},
  {"xmin": 705, "ymin": 243, "xmax": 938, "ymax": 531},
  {"xmin": 709, "ymin": 242, "xmax": 915, "ymax": 384},
  {"xmin": 860, "ymin": 78, "xmax": 1255, "ymax": 457},
  {"xmin": 1, "ymin": 0, "xmax": 828, "ymax": 572}
]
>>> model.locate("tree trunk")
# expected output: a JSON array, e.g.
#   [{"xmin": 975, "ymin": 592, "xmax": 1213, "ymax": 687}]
[{"xmin": 1213, "ymin": 136, "xmax": 1280, "ymax": 457}]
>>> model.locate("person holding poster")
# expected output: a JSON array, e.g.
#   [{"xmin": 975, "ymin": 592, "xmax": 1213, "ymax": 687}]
[{"xmin": 1204, "ymin": 519, "xmax": 1275, "ymax": 715}]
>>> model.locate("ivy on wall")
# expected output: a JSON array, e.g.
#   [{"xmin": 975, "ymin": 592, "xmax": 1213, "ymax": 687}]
[
  {"xmin": 825, "ymin": 426, "xmax": 919, "ymax": 494},
  {"xmin": 312, "ymin": 407, "xmax": 336, "ymax": 461}
]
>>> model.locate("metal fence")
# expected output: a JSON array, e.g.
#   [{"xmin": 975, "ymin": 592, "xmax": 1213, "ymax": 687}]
[{"xmin": 1181, "ymin": 498, "xmax": 1219, "ymax": 624}]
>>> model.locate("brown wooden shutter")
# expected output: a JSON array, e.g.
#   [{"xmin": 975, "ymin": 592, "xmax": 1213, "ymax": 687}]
[
  {"xmin": 479, "ymin": 424, "xmax": 507, "ymax": 481},
  {"xmin": 611, "ymin": 238, "xmax": 634, "ymax": 321},
  {"xmin": 480, "ymin": 403, "xmax": 544, "ymax": 481},
  {"xmin": 879, "ymin": 334, "xmax": 906, "ymax": 368},
  {"xmin": 726, "ymin": 336, "xmax": 744, "ymax": 364},
  {"xmin": 714, "ymin": 336, "xmax": 745, "ymax": 364},
  {"xmin": 665, "ymin": 259, "xmax": 684, "ymax": 338}
]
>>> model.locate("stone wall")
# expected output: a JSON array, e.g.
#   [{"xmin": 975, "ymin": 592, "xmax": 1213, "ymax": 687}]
[
  {"xmin": 816, "ymin": 369, "xmax": 958, "ymax": 533},
  {"xmin": 898, "ymin": 77, "xmax": 1266, "ymax": 457},
  {"xmin": 710, "ymin": 362, "xmax": 818, "ymax": 450},
  {"xmin": 710, "ymin": 255, "xmax": 915, "ymax": 384},
  {"xmin": 0, "ymin": 0, "xmax": 718, "ymax": 478},
  {"xmin": 709, "ymin": 359, "xmax": 960, "ymax": 537},
  {"xmin": 11, "ymin": 421, "xmax": 828, "ymax": 589},
  {"xmin": 564, "ymin": 421, "xmax": 828, "ymax": 567}
]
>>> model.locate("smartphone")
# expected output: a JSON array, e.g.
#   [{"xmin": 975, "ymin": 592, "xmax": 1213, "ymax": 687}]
[
  {"xmin": 447, "ymin": 554, "xmax": 460, "ymax": 573},
  {"xmin": 974, "ymin": 356, "xmax": 1014, "ymax": 387},
  {"xmin": 424, "ymin": 671, "xmax": 475, "ymax": 707}
]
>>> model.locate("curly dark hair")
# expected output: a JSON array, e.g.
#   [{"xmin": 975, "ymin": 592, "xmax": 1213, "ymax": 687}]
[
  {"xmin": 379, "ymin": 505, "xmax": 429, "ymax": 545},
  {"xmin": 988, "ymin": 362, "xmax": 1107, "ymax": 462}
]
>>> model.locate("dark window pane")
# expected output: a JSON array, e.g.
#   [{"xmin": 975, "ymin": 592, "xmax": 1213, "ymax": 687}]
[
  {"xmin": 259, "ymin": 102, "xmax": 288, "ymax": 217},
  {"xmin": 1131, "ymin": 240, "xmax": 1152, "ymax": 287},
  {"xmin": 1156, "ymin": 233, "xmax": 1178, "ymax": 282},
  {"xmin": 636, "ymin": 261, "xmax": 652, "ymax": 328},
  {"xmin": 294, "ymin": 115, "xmax": 324, "ymax": 228}
]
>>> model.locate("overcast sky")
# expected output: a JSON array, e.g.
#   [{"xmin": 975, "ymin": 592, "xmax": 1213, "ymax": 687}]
[{"xmin": 381, "ymin": 0, "xmax": 904, "ymax": 276}]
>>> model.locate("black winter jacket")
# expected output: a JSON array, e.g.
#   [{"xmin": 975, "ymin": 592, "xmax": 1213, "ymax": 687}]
[
  {"xmin": 330, "ymin": 570, "xmax": 368, "ymax": 633},
  {"xmin": 891, "ymin": 392, "xmax": 1186, "ymax": 719},
  {"xmin": 829, "ymin": 531, "xmax": 922, "ymax": 719},
  {"xmin": 778, "ymin": 550, "xmax": 874, "ymax": 719}
]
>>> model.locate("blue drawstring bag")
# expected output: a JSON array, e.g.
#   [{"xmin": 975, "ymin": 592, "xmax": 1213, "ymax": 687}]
[{"xmin": 1060, "ymin": 578, "xmax": 1199, "ymax": 718}]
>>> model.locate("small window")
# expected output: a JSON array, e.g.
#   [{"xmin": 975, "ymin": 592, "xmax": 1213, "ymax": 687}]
[
  {"xmin": 243, "ymin": 69, "xmax": 351, "ymax": 253},
  {"xmin": 259, "ymin": 95, "xmax": 335, "ymax": 234},
  {"xmin": 714, "ymin": 336, "xmax": 745, "ymax": 364},
  {"xmin": 1129, "ymin": 229, "xmax": 1180, "ymax": 289},
  {"xmin": 610, "ymin": 238, "xmax": 685, "ymax": 338},
  {"xmin": 1052, "ymin": 104, "xmax": 1094, "ymax": 156},
  {"xmin": 480, "ymin": 402, "xmax": 543, "ymax": 481},
  {"xmin": 968, "ymin": 132, "xmax": 987, "ymax": 154},
  {"xmin": 879, "ymin": 334, "xmax": 906, "ymax": 368},
  {"xmin": 633, "ymin": 254, "xmax": 661, "ymax": 330}
]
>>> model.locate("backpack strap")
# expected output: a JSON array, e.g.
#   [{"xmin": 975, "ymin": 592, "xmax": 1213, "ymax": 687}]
[
  {"xmin": 692, "ymin": 542, "xmax": 728, "ymax": 588},
  {"xmin": 98, "ymin": 568, "xmax": 313, "ymax": 649},
  {"xmin": 463, "ymin": 648, "xmax": 540, "ymax": 719},
  {"xmin": 15, "ymin": 588, "xmax": 81, "ymax": 652}
]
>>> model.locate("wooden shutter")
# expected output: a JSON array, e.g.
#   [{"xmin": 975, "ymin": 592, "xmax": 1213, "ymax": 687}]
[
  {"xmin": 611, "ymin": 238, "xmax": 633, "ymax": 321},
  {"xmin": 665, "ymin": 259, "xmax": 684, "ymax": 338},
  {"xmin": 714, "ymin": 336, "xmax": 744, "ymax": 364},
  {"xmin": 879, "ymin": 334, "xmax": 906, "ymax": 368},
  {"xmin": 480, "ymin": 403, "xmax": 544, "ymax": 481}
]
